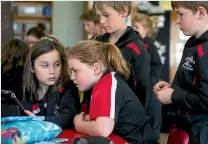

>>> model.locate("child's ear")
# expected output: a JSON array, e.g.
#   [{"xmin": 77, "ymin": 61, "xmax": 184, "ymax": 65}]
[
  {"xmin": 93, "ymin": 63, "xmax": 101, "ymax": 75},
  {"xmin": 198, "ymin": 6, "xmax": 207, "ymax": 20},
  {"xmin": 121, "ymin": 6, "xmax": 129, "ymax": 18},
  {"xmin": 31, "ymin": 66, "xmax": 35, "ymax": 73}
]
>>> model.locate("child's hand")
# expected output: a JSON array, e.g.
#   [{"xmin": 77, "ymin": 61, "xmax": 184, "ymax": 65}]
[
  {"xmin": 74, "ymin": 112, "xmax": 85, "ymax": 123},
  {"xmin": 24, "ymin": 110, "xmax": 35, "ymax": 116},
  {"xmin": 84, "ymin": 114, "xmax": 90, "ymax": 121},
  {"xmin": 74, "ymin": 112, "xmax": 86, "ymax": 132},
  {"xmin": 155, "ymin": 88, "xmax": 174, "ymax": 104},
  {"xmin": 154, "ymin": 81, "xmax": 171, "ymax": 93}
]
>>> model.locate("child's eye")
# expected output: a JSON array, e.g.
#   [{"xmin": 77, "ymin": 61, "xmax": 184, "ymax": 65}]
[
  {"xmin": 54, "ymin": 63, "xmax": 61, "ymax": 67},
  {"xmin": 104, "ymin": 14, "xmax": 110, "ymax": 17},
  {"xmin": 73, "ymin": 69, "xmax": 77, "ymax": 73},
  {"xmin": 41, "ymin": 64, "xmax": 48, "ymax": 68},
  {"xmin": 178, "ymin": 13, "xmax": 183, "ymax": 16}
]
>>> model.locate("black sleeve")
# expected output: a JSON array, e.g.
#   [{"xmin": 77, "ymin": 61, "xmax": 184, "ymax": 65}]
[
  {"xmin": 148, "ymin": 42, "xmax": 163, "ymax": 83},
  {"xmin": 172, "ymin": 44, "xmax": 208, "ymax": 113},
  {"xmin": 131, "ymin": 45, "xmax": 151, "ymax": 108},
  {"xmin": 95, "ymin": 36, "xmax": 103, "ymax": 42},
  {"xmin": 45, "ymin": 83, "xmax": 81, "ymax": 128},
  {"xmin": 21, "ymin": 100, "xmax": 32, "ymax": 116}
]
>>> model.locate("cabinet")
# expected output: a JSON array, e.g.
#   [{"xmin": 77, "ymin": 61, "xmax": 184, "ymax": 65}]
[{"xmin": 13, "ymin": 1, "xmax": 53, "ymax": 40}]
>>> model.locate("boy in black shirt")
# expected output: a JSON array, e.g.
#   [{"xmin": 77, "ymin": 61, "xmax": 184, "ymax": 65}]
[{"xmin": 154, "ymin": 2, "xmax": 208, "ymax": 144}]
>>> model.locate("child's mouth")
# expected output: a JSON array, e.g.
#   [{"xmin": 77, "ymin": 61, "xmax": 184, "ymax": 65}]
[{"xmin": 48, "ymin": 77, "xmax": 56, "ymax": 81}]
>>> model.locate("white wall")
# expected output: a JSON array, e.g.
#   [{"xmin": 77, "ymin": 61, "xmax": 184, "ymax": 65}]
[{"xmin": 53, "ymin": 1, "xmax": 84, "ymax": 47}]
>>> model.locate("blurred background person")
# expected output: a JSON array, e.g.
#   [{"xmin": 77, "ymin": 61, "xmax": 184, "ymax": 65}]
[
  {"xmin": 80, "ymin": 9, "xmax": 105, "ymax": 40},
  {"xmin": 132, "ymin": 13, "xmax": 163, "ymax": 141},
  {"xmin": 1, "ymin": 39, "xmax": 30, "ymax": 100},
  {"xmin": 26, "ymin": 26, "xmax": 45, "ymax": 48}
]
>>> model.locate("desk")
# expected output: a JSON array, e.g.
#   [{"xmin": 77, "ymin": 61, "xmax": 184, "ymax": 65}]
[{"xmin": 57, "ymin": 129, "xmax": 127, "ymax": 144}]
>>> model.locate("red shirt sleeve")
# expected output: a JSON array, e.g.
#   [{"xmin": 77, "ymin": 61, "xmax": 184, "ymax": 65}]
[{"xmin": 89, "ymin": 73, "xmax": 116, "ymax": 120}]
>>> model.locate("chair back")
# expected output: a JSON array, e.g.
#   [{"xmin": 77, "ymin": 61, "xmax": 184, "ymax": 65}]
[{"xmin": 167, "ymin": 125, "xmax": 190, "ymax": 144}]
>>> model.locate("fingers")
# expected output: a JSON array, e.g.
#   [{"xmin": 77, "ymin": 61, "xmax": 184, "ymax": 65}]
[
  {"xmin": 154, "ymin": 81, "xmax": 169, "ymax": 92},
  {"xmin": 84, "ymin": 115, "xmax": 90, "ymax": 121},
  {"xmin": 24, "ymin": 110, "xmax": 35, "ymax": 116},
  {"xmin": 154, "ymin": 82, "xmax": 163, "ymax": 92}
]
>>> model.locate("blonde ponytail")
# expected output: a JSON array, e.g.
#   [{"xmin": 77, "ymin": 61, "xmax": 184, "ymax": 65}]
[
  {"xmin": 67, "ymin": 40, "xmax": 130, "ymax": 79},
  {"xmin": 105, "ymin": 43, "xmax": 130, "ymax": 79}
]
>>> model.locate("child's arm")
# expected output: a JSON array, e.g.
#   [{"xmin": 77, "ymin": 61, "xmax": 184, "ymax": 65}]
[
  {"xmin": 146, "ymin": 41, "xmax": 163, "ymax": 82},
  {"xmin": 171, "ymin": 46, "xmax": 208, "ymax": 113},
  {"xmin": 45, "ymin": 84, "xmax": 81, "ymax": 128},
  {"xmin": 74, "ymin": 81, "xmax": 117, "ymax": 137},
  {"xmin": 74, "ymin": 113, "xmax": 115, "ymax": 137},
  {"xmin": 131, "ymin": 47, "xmax": 150, "ymax": 108}
]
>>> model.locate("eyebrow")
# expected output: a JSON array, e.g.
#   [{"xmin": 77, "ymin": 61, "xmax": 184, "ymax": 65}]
[
  {"xmin": 102, "ymin": 12, "xmax": 110, "ymax": 15},
  {"xmin": 175, "ymin": 10, "xmax": 181, "ymax": 13},
  {"xmin": 39, "ymin": 60, "xmax": 61, "ymax": 63}
]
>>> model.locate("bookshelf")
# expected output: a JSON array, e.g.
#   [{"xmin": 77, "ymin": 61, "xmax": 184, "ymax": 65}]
[{"xmin": 13, "ymin": 1, "xmax": 53, "ymax": 40}]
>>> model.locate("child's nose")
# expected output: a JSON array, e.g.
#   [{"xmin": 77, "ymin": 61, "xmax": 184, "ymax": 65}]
[
  {"xmin": 176, "ymin": 17, "xmax": 180, "ymax": 24},
  {"xmin": 49, "ymin": 67, "xmax": 55, "ymax": 74},
  {"xmin": 99, "ymin": 17, "xmax": 106, "ymax": 24}
]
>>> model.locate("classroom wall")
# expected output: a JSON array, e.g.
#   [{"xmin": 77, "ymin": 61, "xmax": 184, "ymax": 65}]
[{"xmin": 53, "ymin": 1, "xmax": 84, "ymax": 47}]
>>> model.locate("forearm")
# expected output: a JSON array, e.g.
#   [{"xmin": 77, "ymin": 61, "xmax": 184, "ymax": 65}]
[
  {"xmin": 45, "ymin": 114, "xmax": 73, "ymax": 128},
  {"xmin": 135, "ymin": 67, "xmax": 150, "ymax": 107},
  {"xmin": 172, "ymin": 87, "xmax": 208, "ymax": 113},
  {"xmin": 75, "ymin": 120, "xmax": 111, "ymax": 137},
  {"xmin": 75, "ymin": 120, "xmax": 101, "ymax": 136}
]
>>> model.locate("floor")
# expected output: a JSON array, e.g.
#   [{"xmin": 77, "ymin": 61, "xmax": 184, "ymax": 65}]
[{"xmin": 159, "ymin": 133, "xmax": 169, "ymax": 144}]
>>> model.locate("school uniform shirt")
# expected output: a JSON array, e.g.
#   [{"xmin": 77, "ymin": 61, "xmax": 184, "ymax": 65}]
[
  {"xmin": 21, "ymin": 80, "xmax": 81, "ymax": 129},
  {"xmin": 89, "ymin": 71, "xmax": 157, "ymax": 144},
  {"xmin": 143, "ymin": 37, "xmax": 163, "ymax": 86},
  {"xmin": 171, "ymin": 30, "xmax": 208, "ymax": 117},
  {"xmin": 96, "ymin": 26, "xmax": 150, "ymax": 108}
]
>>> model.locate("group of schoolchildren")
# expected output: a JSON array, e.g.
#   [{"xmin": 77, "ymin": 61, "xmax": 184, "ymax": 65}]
[{"xmin": 1, "ymin": 1, "xmax": 208, "ymax": 144}]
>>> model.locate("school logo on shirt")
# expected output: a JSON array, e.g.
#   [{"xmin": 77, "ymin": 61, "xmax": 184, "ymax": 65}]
[
  {"xmin": 183, "ymin": 56, "xmax": 195, "ymax": 71},
  {"xmin": 32, "ymin": 104, "xmax": 40, "ymax": 115}
]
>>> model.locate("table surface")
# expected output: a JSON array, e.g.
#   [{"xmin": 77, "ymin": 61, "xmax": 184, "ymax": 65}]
[{"xmin": 57, "ymin": 129, "xmax": 127, "ymax": 144}]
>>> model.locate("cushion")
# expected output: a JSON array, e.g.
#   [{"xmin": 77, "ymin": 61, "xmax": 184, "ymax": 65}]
[{"xmin": 1, "ymin": 116, "xmax": 62, "ymax": 144}]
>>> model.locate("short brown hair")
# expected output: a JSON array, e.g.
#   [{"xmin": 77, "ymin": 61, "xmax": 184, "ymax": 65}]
[
  {"xmin": 1, "ymin": 39, "xmax": 29, "ymax": 73},
  {"xmin": 93, "ymin": 1, "xmax": 132, "ymax": 16},
  {"xmin": 80, "ymin": 9, "xmax": 100, "ymax": 24},
  {"xmin": 171, "ymin": 1, "xmax": 208, "ymax": 14},
  {"xmin": 26, "ymin": 26, "xmax": 45, "ymax": 39}
]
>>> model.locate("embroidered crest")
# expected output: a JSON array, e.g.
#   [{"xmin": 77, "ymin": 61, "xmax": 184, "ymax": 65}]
[
  {"xmin": 54, "ymin": 105, "xmax": 60, "ymax": 115},
  {"xmin": 32, "ymin": 104, "xmax": 40, "ymax": 115},
  {"xmin": 44, "ymin": 102, "xmax": 47, "ymax": 108},
  {"xmin": 183, "ymin": 56, "xmax": 195, "ymax": 71},
  {"xmin": 58, "ymin": 87, "xmax": 64, "ymax": 93}
]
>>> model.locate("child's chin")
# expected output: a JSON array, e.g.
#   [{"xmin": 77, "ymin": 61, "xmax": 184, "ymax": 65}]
[
  {"xmin": 79, "ymin": 88, "xmax": 89, "ymax": 92},
  {"xmin": 46, "ymin": 81, "xmax": 56, "ymax": 85},
  {"xmin": 181, "ymin": 31, "xmax": 192, "ymax": 37}
]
